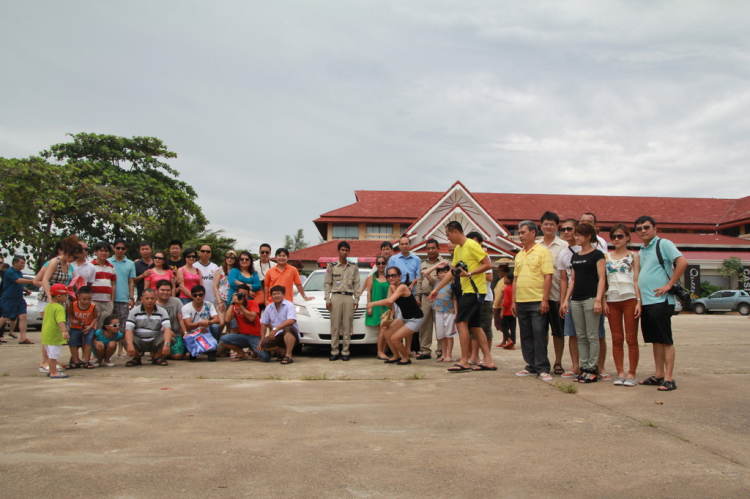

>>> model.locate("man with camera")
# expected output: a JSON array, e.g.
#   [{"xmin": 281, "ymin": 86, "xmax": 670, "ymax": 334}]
[
  {"xmin": 634, "ymin": 216, "xmax": 687, "ymax": 392},
  {"xmin": 428, "ymin": 221, "xmax": 496, "ymax": 372},
  {"xmin": 220, "ymin": 283, "xmax": 270, "ymax": 362}
]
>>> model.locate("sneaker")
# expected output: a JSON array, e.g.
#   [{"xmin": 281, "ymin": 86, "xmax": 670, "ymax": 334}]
[
  {"xmin": 623, "ymin": 378, "xmax": 637, "ymax": 387},
  {"xmin": 613, "ymin": 377, "xmax": 625, "ymax": 386},
  {"xmin": 515, "ymin": 369, "xmax": 536, "ymax": 377},
  {"xmin": 539, "ymin": 373, "xmax": 554, "ymax": 382}
]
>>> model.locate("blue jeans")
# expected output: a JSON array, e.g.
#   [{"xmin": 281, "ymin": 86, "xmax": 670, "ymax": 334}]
[
  {"xmin": 516, "ymin": 301, "xmax": 550, "ymax": 375},
  {"xmin": 220, "ymin": 333, "xmax": 271, "ymax": 362}
]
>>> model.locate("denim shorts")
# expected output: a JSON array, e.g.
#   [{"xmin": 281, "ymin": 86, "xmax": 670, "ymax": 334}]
[{"xmin": 68, "ymin": 328, "xmax": 95, "ymax": 347}]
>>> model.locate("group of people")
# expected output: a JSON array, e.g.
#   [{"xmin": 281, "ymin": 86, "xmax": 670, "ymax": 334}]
[
  {"xmin": 325, "ymin": 213, "xmax": 685, "ymax": 393},
  {"xmin": 0, "ymin": 237, "xmax": 314, "ymax": 377},
  {"xmin": 2, "ymin": 211, "xmax": 687, "ymax": 391}
]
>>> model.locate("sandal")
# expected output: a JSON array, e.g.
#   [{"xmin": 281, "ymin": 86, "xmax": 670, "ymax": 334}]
[
  {"xmin": 151, "ymin": 358, "xmax": 169, "ymax": 366},
  {"xmin": 65, "ymin": 362, "xmax": 81, "ymax": 369},
  {"xmin": 125, "ymin": 358, "xmax": 143, "ymax": 367},
  {"xmin": 280, "ymin": 356, "xmax": 294, "ymax": 364},
  {"xmin": 82, "ymin": 362, "xmax": 96, "ymax": 369},
  {"xmin": 579, "ymin": 373, "xmax": 598, "ymax": 383},
  {"xmin": 657, "ymin": 380, "xmax": 677, "ymax": 391},
  {"xmin": 553, "ymin": 364, "xmax": 565, "ymax": 375},
  {"xmin": 640, "ymin": 375, "xmax": 664, "ymax": 386},
  {"xmin": 231, "ymin": 355, "xmax": 250, "ymax": 361},
  {"xmin": 18, "ymin": 339, "xmax": 35, "ymax": 344},
  {"xmin": 9, "ymin": 332, "xmax": 18, "ymax": 339}
]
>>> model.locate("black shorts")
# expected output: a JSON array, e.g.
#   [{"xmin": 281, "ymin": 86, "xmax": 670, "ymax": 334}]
[
  {"xmin": 456, "ymin": 293, "xmax": 485, "ymax": 329},
  {"xmin": 260, "ymin": 326, "xmax": 299, "ymax": 350},
  {"xmin": 641, "ymin": 302, "xmax": 675, "ymax": 345},
  {"xmin": 547, "ymin": 301, "xmax": 563, "ymax": 337}
]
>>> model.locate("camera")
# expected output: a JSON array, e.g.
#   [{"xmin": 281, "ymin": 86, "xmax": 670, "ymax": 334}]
[
  {"xmin": 236, "ymin": 293, "xmax": 246, "ymax": 302},
  {"xmin": 669, "ymin": 283, "xmax": 691, "ymax": 303},
  {"xmin": 452, "ymin": 261, "xmax": 468, "ymax": 277}
]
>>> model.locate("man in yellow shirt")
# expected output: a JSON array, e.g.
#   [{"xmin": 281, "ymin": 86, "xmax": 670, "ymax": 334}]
[
  {"xmin": 429, "ymin": 221, "xmax": 496, "ymax": 372},
  {"xmin": 512, "ymin": 220, "xmax": 554, "ymax": 381}
]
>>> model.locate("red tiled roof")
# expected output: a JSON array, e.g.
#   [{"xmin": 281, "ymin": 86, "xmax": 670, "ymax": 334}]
[
  {"xmin": 288, "ymin": 240, "xmax": 387, "ymax": 262},
  {"xmin": 315, "ymin": 189, "xmax": 746, "ymax": 228},
  {"xmin": 678, "ymin": 251, "xmax": 750, "ymax": 262}
]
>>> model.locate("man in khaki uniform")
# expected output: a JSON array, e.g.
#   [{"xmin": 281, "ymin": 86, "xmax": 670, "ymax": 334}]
[
  {"xmin": 325, "ymin": 241, "xmax": 360, "ymax": 361},
  {"xmin": 415, "ymin": 239, "xmax": 447, "ymax": 359}
]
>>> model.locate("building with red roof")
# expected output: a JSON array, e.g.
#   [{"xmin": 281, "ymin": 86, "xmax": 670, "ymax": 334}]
[{"xmin": 290, "ymin": 181, "xmax": 750, "ymax": 290}]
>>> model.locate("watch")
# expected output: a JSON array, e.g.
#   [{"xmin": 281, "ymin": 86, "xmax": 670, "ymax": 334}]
[{"xmin": 165, "ymin": 342, "xmax": 171, "ymax": 346}]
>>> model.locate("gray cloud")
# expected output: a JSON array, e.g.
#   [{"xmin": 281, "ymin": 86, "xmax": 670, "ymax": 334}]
[{"xmin": 2, "ymin": 1, "xmax": 748, "ymax": 250}]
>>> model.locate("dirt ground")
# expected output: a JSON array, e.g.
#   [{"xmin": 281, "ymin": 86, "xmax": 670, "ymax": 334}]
[{"xmin": 0, "ymin": 313, "xmax": 748, "ymax": 498}]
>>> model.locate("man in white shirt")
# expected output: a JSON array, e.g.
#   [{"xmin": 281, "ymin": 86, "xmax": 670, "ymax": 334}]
[{"xmin": 195, "ymin": 244, "xmax": 220, "ymax": 306}]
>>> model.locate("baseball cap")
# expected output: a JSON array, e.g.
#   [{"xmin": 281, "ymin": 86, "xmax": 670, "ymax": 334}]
[{"xmin": 50, "ymin": 283, "xmax": 68, "ymax": 296}]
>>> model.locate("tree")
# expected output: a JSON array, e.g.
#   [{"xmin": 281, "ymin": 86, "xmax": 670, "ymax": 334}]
[
  {"xmin": 0, "ymin": 133, "xmax": 207, "ymax": 268},
  {"xmin": 283, "ymin": 229, "xmax": 309, "ymax": 252},
  {"xmin": 182, "ymin": 224, "xmax": 236, "ymax": 266},
  {"xmin": 717, "ymin": 257, "xmax": 744, "ymax": 289}
]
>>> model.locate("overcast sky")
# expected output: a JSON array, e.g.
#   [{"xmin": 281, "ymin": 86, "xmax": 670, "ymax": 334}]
[{"xmin": 2, "ymin": 1, "xmax": 748, "ymax": 251}]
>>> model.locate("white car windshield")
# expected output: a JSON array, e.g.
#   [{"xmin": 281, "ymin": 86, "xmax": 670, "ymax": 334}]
[{"xmin": 303, "ymin": 270, "xmax": 372, "ymax": 292}]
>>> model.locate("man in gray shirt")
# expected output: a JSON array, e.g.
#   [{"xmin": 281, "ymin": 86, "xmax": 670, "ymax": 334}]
[{"xmin": 124, "ymin": 288, "xmax": 173, "ymax": 366}]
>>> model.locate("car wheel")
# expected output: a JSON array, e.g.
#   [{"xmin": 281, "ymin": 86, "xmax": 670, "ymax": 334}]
[
  {"xmin": 693, "ymin": 303, "xmax": 706, "ymax": 314},
  {"xmin": 739, "ymin": 304, "xmax": 750, "ymax": 316}
]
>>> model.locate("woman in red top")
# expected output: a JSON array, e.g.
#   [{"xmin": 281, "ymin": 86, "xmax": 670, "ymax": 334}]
[{"xmin": 177, "ymin": 248, "xmax": 201, "ymax": 304}]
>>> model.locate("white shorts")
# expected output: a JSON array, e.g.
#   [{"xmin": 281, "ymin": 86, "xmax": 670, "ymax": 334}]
[
  {"xmin": 37, "ymin": 300, "xmax": 49, "ymax": 313},
  {"xmin": 44, "ymin": 345, "xmax": 63, "ymax": 360},
  {"xmin": 435, "ymin": 311, "xmax": 457, "ymax": 340}
]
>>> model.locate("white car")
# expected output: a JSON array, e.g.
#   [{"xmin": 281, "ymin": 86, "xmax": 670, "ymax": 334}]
[{"xmin": 293, "ymin": 269, "xmax": 380, "ymax": 348}]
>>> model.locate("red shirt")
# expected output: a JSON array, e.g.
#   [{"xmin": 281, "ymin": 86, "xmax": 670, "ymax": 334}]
[
  {"xmin": 233, "ymin": 299, "xmax": 260, "ymax": 336},
  {"xmin": 502, "ymin": 283, "xmax": 513, "ymax": 316}
]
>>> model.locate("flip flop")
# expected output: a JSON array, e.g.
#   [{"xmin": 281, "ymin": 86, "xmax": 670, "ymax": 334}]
[
  {"xmin": 18, "ymin": 339, "xmax": 34, "ymax": 344},
  {"xmin": 472, "ymin": 364, "xmax": 498, "ymax": 371},
  {"xmin": 447, "ymin": 364, "xmax": 472, "ymax": 373},
  {"xmin": 48, "ymin": 373, "xmax": 70, "ymax": 379}
]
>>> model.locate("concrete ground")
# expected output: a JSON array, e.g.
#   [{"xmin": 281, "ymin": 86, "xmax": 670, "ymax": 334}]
[{"xmin": 0, "ymin": 313, "xmax": 748, "ymax": 498}]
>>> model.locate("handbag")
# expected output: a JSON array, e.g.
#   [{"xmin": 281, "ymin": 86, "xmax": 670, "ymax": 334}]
[
  {"xmin": 380, "ymin": 307, "xmax": 394, "ymax": 328},
  {"xmin": 184, "ymin": 331, "xmax": 218, "ymax": 357}
]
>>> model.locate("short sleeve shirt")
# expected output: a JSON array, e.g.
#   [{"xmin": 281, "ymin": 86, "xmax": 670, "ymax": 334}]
[
  {"xmin": 260, "ymin": 299, "xmax": 299, "ymax": 336},
  {"xmin": 125, "ymin": 305, "xmax": 171, "ymax": 342},
  {"xmin": 181, "ymin": 302, "xmax": 218, "ymax": 334},
  {"xmin": 433, "ymin": 285, "xmax": 455, "ymax": 314},
  {"xmin": 538, "ymin": 236, "xmax": 566, "ymax": 302},
  {"xmin": 134, "ymin": 260, "xmax": 155, "ymax": 299},
  {"xmin": 264, "ymin": 265, "xmax": 302, "ymax": 302},
  {"xmin": 1, "ymin": 267, "xmax": 25, "ymax": 301},
  {"xmin": 108, "ymin": 257, "xmax": 136, "ymax": 302},
  {"xmin": 452, "ymin": 239, "xmax": 489, "ymax": 295},
  {"xmin": 195, "ymin": 261, "xmax": 220, "ymax": 303},
  {"xmin": 233, "ymin": 300, "xmax": 261, "ymax": 336},
  {"xmin": 514, "ymin": 244, "xmax": 554, "ymax": 303},
  {"xmin": 639, "ymin": 236, "xmax": 683, "ymax": 306},
  {"xmin": 41, "ymin": 302, "xmax": 67, "ymax": 345},
  {"xmin": 158, "ymin": 297, "xmax": 184, "ymax": 334}
]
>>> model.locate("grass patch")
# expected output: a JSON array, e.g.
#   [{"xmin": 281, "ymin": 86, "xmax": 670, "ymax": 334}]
[
  {"xmin": 642, "ymin": 420, "xmax": 657, "ymax": 428},
  {"xmin": 258, "ymin": 375, "xmax": 282, "ymax": 380},
  {"xmin": 0, "ymin": 372, "xmax": 9, "ymax": 377},
  {"xmin": 195, "ymin": 375, "xmax": 207, "ymax": 379},
  {"xmin": 404, "ymin": 373, "xmax": 426, "ymax": 380},
  {"xmin": 300, "ymin": 373, "xmax": 328, "ymax": 381},
  {"xmin": 552, "ymin": 380, "xmax": 578, "ymax": 394}
]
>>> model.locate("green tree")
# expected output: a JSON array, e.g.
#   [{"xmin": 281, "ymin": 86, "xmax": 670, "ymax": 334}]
[
  {"xmin": 717, "ymin": 257, "xmax": 744, "ymax": 289},
  {"xmin": 182, "ymin": 224, "xmax": 237, "ymax": 265},
  {"xmin": 283, "ymin": 229, "xmax": 309, "ymax": 252},
  {"xmin": 0, "ymin": 133, "xmax": 207, "ymax": 268}
]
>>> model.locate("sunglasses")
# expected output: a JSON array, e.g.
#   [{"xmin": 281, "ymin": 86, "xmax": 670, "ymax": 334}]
[
  {"xmin": 560, "ymin": 227, "xmax": 575, "ymax": 232},
  {"xmin": 386, "ymin": 274, "xmax": 400, "ymax": 278},
  {"xmin": 226, "ymin": 255, "xmax": 236, "ymax": 259},
  {"xmin": 192, "ymin": 293, "xmax": 204, "ymax": 298},
  {"xmin": 115, "ymin": 246, "xmax": 126, "ymax": 250},
  {"xmin": 239, "ymin": 258, "xmax": 250, "ymax": 262},
  {"xmin": 376, "ymin": 262, "xmax": 386, "ymax": 266},
  {"xmin": 153, "ymin": 256, "xmax": 164, "ymax": 260},
  {"xmin": 108, "ymin": 323, "xmax": 120, "ymax": 328},
  {"xmin": 635, "ymin": 225, "xmax": 652, "ymax": 232},
  {"xmin": 611, "ymin": 234, "xmax": 627, "ymax": 240},
  {"xmin": 200, "ymin": 249, "xmax": 211, "ymax": 253},
  {"xmin": 185, "ymin": 255, "xmax": 197, "ymax": 259},
  {"xmin": 260, "ymin": 251, "xmax": 270, "ymax": 255}
]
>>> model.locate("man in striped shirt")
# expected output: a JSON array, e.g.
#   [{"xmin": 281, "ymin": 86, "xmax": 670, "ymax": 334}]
[{"xmin": 91, "ymin": 242, "xmax": 116, "ymax": 329}]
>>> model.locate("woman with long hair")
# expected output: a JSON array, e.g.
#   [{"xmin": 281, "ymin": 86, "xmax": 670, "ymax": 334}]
[
  {"xmin": 366, "ymin": 266, "xmax": 424, "ymax": 365},
  {"xmin": 603, "ymin": 224, "xmax": 642, "ymax": 387},
  {"xmin": 176, "ymin": 248, "xmax": 201, "ymax": 305},
  {"xmin": 214, "ymin": 250, "xmax": 238, "ymax": 321},
  {"xmin": 142, "ymin": 251, "xmax": 175, "ymax": 292},
  {"xmin": 364, "ymin": 256, "xmax": 390, "ymax": 360},
  {"xmin": 561, "ymin": 223, "xmax": 606, "ymax": 383},
  {"xmin": 227, "ymin": 251, "xmax": 261, "ymax": 305}
]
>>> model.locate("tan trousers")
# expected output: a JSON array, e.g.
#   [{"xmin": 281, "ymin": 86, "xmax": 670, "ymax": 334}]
[
  {"xmin": 418, "ymin": 299, "xmax": 434, "ymax": 355},
  {"xmin": 330, "ymin": 293, "xmax": 354, "ymax": 355}
]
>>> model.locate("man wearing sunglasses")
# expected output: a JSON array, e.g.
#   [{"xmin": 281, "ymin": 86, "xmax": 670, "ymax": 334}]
[
  {"xmin": 325, "ymin": 241, "xmax": 360, "ymax": 361},
  {"xmin": 195, "ymin": 244, "xmax": 219, "ymax": 307},
  {"xmin": 634, "ymin": 216, "xmax": 687, "ymax": 392},
  {"xmin": 538, "ymin": 211, "xmax": 567, "ymax": 376},
  {"xmin": 182, "ymin": 284, "xmax": 221, "ymax": 362},
  {"xmin": 256, "ymin": 244, "xmax": 276, "ymax": 310}
]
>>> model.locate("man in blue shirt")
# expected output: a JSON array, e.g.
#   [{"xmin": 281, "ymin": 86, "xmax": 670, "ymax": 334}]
[
  {"xmin": 386, "ymin": 236, "xmax": 421, "ymax": 292},
  {"xmin": 108, "ymin": 239, "xmax": 136, "ymax": 357},
  {"xmin": 635, "ymin": 216, "xmax": 687, "ymax": 392},
  {"xmin": 0, "ymin": 255, "xmax": 35, "ymax": 344}
]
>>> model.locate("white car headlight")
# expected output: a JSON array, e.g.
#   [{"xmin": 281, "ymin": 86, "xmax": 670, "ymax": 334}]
[{"xmin": 295, "ymin": 304, "xmax": 310, "ymax": 317}]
